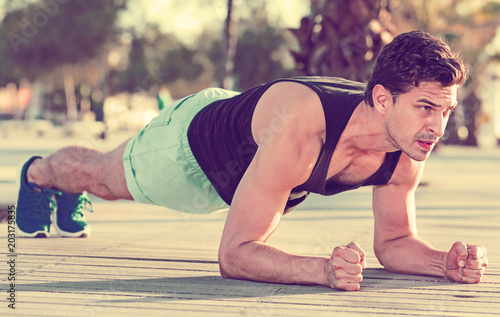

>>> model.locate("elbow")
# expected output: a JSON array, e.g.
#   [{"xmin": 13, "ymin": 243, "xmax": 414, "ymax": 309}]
[
  {"xmin": 374, "ymin": 247, "xmax": 397, "ymax": 272},
  {"xmin": 373, "ymin": 246, "xmax": 387, "ymax": 268},
  {"xmin": 218, "ymin": 238, "xmax": 255, "ymax": 280},
  {"xmin": 374, "ymin": 234, "xmax": 415, "ymax": 272},
  {"xmin": 218, "ymin": 240, "xmax": 252, "ymax": 280},
  {"xmin": 373, "ymin": 239, "xmax": 399, "ymax": 271},
  {"xmin": 218, "ymin": 255, "xmax": 231, "ymax": 279},
  {"xmin": 218, "ymin": 246, "xmax": 237, "ymax": 279}
]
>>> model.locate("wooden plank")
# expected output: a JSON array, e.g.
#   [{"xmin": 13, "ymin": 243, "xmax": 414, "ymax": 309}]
[{"xmin": 1, "ymin": 145, "xmax": 500, "ymax": 316}]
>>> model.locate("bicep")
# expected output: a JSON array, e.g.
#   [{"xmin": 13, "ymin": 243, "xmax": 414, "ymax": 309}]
[
  {"xmin": 221, "ymin": 121, "xmax": 322, "ymax": 250},
  {"xmin": 221, "ymin": 162, "xmax": 289, "ymax": 248},
  {"xmin": 373, "ymin": 155, "xmax": 425, "ymax": 247},
  {"xmin": 221, "ymin": 139, "xmax": 319, "ymax": 249}
]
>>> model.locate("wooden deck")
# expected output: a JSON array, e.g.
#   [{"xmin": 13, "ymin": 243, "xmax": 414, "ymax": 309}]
[{"xmin": 1, "ymin": 145, "xmax": 500, "ymax": 316}]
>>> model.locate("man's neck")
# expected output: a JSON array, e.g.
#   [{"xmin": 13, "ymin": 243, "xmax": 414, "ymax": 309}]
[{"xmin": 341, "ymin": 100, "xmax": 399, "ymax": 153}]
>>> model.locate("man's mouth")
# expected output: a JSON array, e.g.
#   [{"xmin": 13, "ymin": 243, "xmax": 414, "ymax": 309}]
[{"xmin": 417, "ymin": 140, "xmax": 435, "ymax": 150}]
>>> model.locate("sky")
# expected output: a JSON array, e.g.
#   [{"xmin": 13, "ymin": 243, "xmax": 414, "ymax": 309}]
[
  {"xmin": 1, "ymin": 0, "xmax": 498, "ymax": 50},
  {"xmin": 0, "ymin": 0, "xmax": 309, "ymax": 45},
  {"xmin": 118, "ymin": 0, "xmax": 310, "ymax": 45}
]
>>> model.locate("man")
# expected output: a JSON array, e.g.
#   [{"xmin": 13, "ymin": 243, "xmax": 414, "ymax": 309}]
[{"xmin": 16, "ymin": 30, "xmax": 488, "ymax": 291}]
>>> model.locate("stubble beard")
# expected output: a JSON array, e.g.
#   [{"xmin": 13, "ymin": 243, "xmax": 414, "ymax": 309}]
[{"xmin": 385, "ymin": 119, "xmax": 436, "ymax": 162}]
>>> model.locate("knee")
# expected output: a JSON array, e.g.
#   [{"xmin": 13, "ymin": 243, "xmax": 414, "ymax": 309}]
[
  {"xmin": 47, "ymin": 146, "xmax": 100, "ymax": 169},
  {"xmin": 88, "ymin": 183, "xmax": 133, "ymax": 201}
]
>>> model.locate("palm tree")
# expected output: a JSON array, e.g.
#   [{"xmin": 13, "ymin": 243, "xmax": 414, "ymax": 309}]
[
  {"xmin": 291, "ymin": 0, "xmax": 500, "ymax": 146},
  {"xmin": 289, "ymin": 0, "xmax": 394, "ymax": 82}
]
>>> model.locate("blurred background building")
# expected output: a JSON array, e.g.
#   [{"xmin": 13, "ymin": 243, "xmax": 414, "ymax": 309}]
[{"xmin": 0, "ymin": 0, "xmax": 499, "ymax": 146}]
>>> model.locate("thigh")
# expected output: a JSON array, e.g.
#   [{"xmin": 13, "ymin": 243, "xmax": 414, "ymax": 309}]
[{"xmin": 121, "ymin": 89, "xmax": 233, "ymax": 213}]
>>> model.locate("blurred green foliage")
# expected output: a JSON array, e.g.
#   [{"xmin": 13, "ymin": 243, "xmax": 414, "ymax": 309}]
[
  {"xmin": 1, "ymin": 0, "xmax": 126, "ymax": 84},
  {"xmin": 0, "ymin": 0, "xmax": 297, "ymax": 95}
]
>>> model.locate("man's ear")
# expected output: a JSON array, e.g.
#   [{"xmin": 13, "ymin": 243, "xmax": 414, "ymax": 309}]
[{"xmin": 372, "ymin": 84, "xmax": 393, "ymax": 115}]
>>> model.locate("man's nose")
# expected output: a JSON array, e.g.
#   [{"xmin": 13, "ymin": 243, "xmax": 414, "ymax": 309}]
[{"xmin": 428, "ymin": 114, "xmax": 446, "ymax": 138}]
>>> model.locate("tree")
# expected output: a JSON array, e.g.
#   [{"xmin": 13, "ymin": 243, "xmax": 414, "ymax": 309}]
[
  {"xmin": 2, "ymin": 0, "xmax": 127, "ymax": 121},
  {"xmin": 0, "ymin": 25, "xmax": 24, "ymax": 87},
  {"xmin": 211, "ymin": 1, "xmax": 299, "ymax": 91},
  {"xmin": 292, "ymin": 0, "xmax": 500, "ymax": 146},
  {"xmin": 391, "ymin": 0, "xmax": 500, "ymax": 146},
  {"xmin": 108, "ymin": 25, "xmax": 205, "ymax": 96},
  {"xmin": 222, "ymin": 0, "xmax": 238, "ymax": 89},
  {"xmin": 165, "ymin": 0, "xmax": 298, "ymax": 91},
  {"xmin": 234, "ymin": 16, "xmax": 296, "ymax": 91},
  {"xmin": 289, "ymin": 0, "xmax": 394, "ymax": 81}
]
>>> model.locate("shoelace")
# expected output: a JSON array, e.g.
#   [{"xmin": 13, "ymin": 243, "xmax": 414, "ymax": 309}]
[
  {"xmin": 71, "ymin": 194, "xmax": 94, "ymax": 220},
  {"xmin": 28, "ymin": 184, "xmax": 62, "ymax": 220}
]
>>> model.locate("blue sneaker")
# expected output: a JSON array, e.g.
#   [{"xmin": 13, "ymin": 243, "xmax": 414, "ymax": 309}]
[
  {"xmin": 16, "ymin": 156, "xmax": 62, "ymax": 238},
  {"xmin": 53, "ymin": 191, "xmax": 93, "ymax": 238}
]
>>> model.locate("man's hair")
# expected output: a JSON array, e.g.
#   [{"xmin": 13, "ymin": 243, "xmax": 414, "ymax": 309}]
[{"xmin": 365, "ymin": 30, "xmax": 466, "ymax": 107}]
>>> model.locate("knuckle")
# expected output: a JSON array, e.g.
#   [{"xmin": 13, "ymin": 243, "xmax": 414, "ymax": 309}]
[
  {"xmin": 333, "ymin": 246, "xmax": 345, "ymax": 255},
  {"xmin": 335, "ymin": 279, "xmax": 346, "ymax": 288},
  {"xmin": 347, "ymin": 242, "xmax": 359, "ymax": 250},
  {"xmin": 332, "ymin": 263, "xmax": 343, "ymax": 271},
  {"xmin": 355, "ymin": 274, "xmax": 363, "ymax": 283},
  {"xmin": 332, "ymin": 257, "xmax": 343, "ymax": 267},
  {"xmin": 462, "ymin": 268, "xmax": 483, "ymax": 279},
  {"xmin": 348, "ymin": 284, "xmax": 361, "ymax": 291},
  {"xmin": 332, "ymin": 263, "xmax": 346, "ymax": 273},
  {"xmin": 471, "ymin": 277, "xmax": 481, "ymax": 284},
  {"xmin": 465, "ymin": 260, "xmax": 477, "ymax": 269},
  {"xmin": 352, "ymin": 264, "xmax": 363, "ymax": 275},
  {"xmin": 468, "ymin": 250, "xmax": 478, "ymax": 259}
]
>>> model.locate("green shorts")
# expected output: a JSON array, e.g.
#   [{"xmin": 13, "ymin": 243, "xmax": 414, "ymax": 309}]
[{"xmin": 122, "ymin": 88, "xmax": 240, "ymax": 214}]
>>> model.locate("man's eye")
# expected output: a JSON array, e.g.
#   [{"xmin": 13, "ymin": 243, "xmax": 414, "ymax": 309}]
[
  {"xmin": 443, "ymin": 108, "xmax": 454, "ymax": 117},
  {"xmin": 420, "ymin": 106, "xmax": 432, "ymax": 112}
]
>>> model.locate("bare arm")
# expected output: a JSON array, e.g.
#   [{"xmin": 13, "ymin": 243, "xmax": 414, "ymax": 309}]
[
  {"xmin": 373, "ymin": 154, "xmax": 487, "ymax": 282},
  {"xmin": 218, "ymin": 82, "xmax": 365, "ymax": 290}
]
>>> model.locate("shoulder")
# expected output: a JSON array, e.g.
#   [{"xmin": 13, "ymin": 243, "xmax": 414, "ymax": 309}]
[
  {"xmin": 252, "ymin": 81, "xmax": 325, "ymax": 145},
  {"xmin": 258, "ymin": 80, "xmax": 322, "ymax": 111},
  {"xmin": 248, "ymin": 81, "xmax": 326, "ymax": 189}
]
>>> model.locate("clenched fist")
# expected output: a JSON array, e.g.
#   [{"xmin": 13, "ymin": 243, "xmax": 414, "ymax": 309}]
[
  {"xmin": 324, "ymin": 242, "xmax": 367, "ymax": 291},
  {"xmin": 445, "ymin": 241, "xmax": 488, "ymax": 284}
]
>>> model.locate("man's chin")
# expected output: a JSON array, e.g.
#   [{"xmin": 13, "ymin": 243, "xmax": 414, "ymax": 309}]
[{"xmin": 404, "ymin": 149, "xmax": 432, "ymax": 162}]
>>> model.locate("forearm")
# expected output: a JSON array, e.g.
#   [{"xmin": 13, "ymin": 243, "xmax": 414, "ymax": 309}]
[
  {"xmin": 219, "ymin": 241, "xmax": 328, "ymax": 286},
  {"xmin": 375, "ymin": 235, "xmax": 447, "ymax": 278}
]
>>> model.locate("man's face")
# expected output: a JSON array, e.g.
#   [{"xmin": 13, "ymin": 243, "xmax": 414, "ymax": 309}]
[{"xmin": 385, "ymin": 81, "xmax": 458, "ymax": 161}]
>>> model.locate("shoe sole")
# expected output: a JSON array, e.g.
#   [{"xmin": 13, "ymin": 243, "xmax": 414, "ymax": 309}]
[
  {"xmin": 52, "ymin": 209, "xmax": 92, "ymax": 238},
  {"xmin": 16, "ymin": 230, "xmax": 50, "ymax": 238},
  {"xmin": 15, "ymin": 157, "xmax": 51, "ymax": 238}
]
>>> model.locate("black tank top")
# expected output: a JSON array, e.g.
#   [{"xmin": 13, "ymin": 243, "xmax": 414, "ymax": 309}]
[{"xmin": 187, "ymin": 77, "xmax": 402, "ymax": 212}]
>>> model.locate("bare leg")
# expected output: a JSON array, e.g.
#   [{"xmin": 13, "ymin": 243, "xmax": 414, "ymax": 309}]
[{"xmin": 27, "ymin": 140, "xmax": 133, "ymax": 201}]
